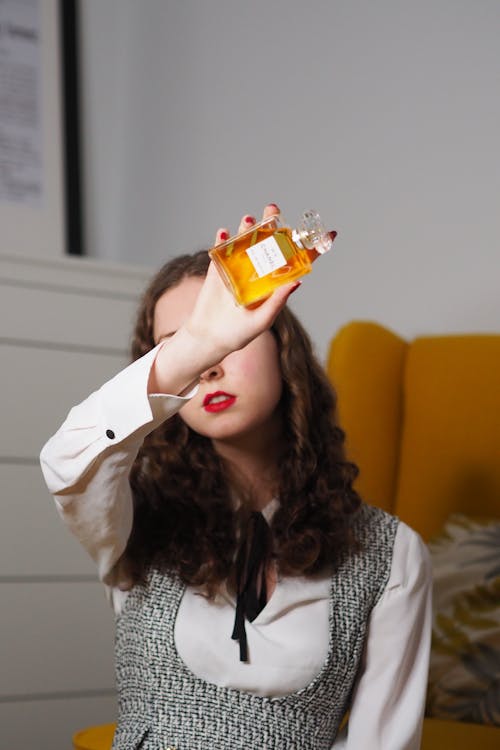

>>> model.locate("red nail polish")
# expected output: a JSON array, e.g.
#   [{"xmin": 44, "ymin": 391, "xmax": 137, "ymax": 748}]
[
  {"xmin": 245, "ymin": 216, "xmax": 255, "ymax": 224},
  {"xmin": 267, "ymin": 203, "xmax": 279, "ymax": 210},
  {"xmin": 219, "ymin": 231, "xmax": 229, "ymax": 240}
]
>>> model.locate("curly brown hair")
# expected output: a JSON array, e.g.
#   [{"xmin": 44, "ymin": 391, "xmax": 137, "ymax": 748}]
[{"xmin": 126, "ymin": 250, "xmax": 361, "ymax": 590}]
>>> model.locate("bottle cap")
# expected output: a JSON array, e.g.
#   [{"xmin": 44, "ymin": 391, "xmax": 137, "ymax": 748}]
[
  {"xmin": 298, "ymin": 210, "xmax": 336, "ymax": 254},
  {"xmin": 315, "ymin": 229, "xmax": 337, "ymax": 255}
]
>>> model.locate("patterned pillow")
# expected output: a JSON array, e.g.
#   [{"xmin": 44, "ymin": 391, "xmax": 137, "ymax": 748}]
[{"xmin": 426, "ymin": 514, "xmax": 500, "ymax": 726}]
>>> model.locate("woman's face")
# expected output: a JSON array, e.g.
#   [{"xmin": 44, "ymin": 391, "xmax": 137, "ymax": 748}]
[{"xmin": 153, "ymin": 276, "xmax": 284, "ymax": 449}]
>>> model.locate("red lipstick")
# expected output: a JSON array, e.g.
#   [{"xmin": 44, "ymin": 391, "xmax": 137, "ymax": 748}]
[{"xmin": 203, "ymin": 391, "xmax": 236, "ymax": 413}]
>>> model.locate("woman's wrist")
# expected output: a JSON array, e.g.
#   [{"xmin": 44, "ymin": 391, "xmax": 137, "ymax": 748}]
[{"xmin": 148, "ymin": 325, "xmax": 226, "ymax": 396}]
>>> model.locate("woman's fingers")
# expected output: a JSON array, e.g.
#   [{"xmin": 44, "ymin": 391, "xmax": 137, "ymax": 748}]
[
  {"xmin": 237, "ymin": 204, "xmax": 280, "ymax": 233},
  {"xmin": 237, "ymin": 214, "xmax": 256, "ymax": 234},
  {"xmin": 215, "ymin": 204, "xmax": 281, "ymax": 244},
  {"xmin": 262, "ymin": 203, "xmax": 280, "ymax": 219},
  {"xmin": 214, "ymin": 227, "xmax": 230, "ymax": 246},
  {"xmin": 257, "ymin": 280, "xmax": 301, "ymax": 322},
  {"xmin": 243, "ymin": 280, "xmax": 301, "ymax": 331}
]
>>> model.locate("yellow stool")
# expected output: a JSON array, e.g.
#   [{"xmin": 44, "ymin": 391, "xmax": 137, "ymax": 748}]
[{"xmin": 73, "ymin": 723, "xmax": 116, "ymax": 750}]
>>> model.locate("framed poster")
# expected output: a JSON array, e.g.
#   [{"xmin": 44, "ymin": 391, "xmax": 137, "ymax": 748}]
[{"xmin": 0, "ymin": 0, "xmax": 83, "ymax": 258}]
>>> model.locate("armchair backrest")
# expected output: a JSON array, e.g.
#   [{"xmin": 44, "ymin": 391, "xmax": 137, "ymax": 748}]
[{"xmin": 327, "ymin": 321, "xmax": 500, "ymax": 540}]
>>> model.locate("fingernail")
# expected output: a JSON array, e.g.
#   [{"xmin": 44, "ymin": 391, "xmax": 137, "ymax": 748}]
[
  {"xmin": 220, "ymin": 231, "xmax": 229, "ymax": 240},
  {"xmin": 288, "ymin": 281, "xmax": 302, "ymax": 295},
  {"xmin": 267, "ymin": 203, "xmax": 280, "ymax": 210},
  {"xmin": 245, "ymin": 215, "xmax": 255, "ymax": 224}
]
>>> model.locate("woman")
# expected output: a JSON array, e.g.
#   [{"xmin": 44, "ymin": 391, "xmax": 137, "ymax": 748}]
[{"xmin": 40, "ymin": 204, "xmax": 432, "ymax": 749}]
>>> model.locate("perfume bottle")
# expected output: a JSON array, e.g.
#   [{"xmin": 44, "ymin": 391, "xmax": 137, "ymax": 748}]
[{"xmin": 208, "ymin": 210, "xmax": 337, "ymax": 307}]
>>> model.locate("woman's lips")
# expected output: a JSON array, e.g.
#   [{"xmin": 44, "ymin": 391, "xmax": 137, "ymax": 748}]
[{"xmin": 203, "ymin": 391, "xmax": 237, "ymax": 413}]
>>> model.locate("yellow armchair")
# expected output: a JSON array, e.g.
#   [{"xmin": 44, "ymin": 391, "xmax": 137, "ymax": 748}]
[{"xmin": 327, "ymin": 320, "xmax": 500, "ymax": 749}]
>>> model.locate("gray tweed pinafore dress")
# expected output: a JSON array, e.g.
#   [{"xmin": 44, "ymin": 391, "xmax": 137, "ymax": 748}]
[{"xmin": 112, "ymin": 503, "xmax": 398, "ymax": 750}]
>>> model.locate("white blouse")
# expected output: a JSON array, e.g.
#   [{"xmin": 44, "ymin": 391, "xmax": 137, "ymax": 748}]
[{"xmin": 40, "ymin": 344, "xmax": 432, "ymax": 749}]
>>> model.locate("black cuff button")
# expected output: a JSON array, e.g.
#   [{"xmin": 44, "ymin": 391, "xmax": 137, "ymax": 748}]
[{"xmin": 106, "ymin": 429, "xmax": 115, "ymax": 440}]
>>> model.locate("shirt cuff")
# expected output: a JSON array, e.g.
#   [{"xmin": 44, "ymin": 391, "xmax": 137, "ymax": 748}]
[{"xmin": 99, "ymin": 343, "xmax": 198, "ymax": 444}]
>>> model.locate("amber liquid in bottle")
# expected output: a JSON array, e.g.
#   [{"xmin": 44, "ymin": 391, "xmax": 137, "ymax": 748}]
[{"xmin": 209, "ymin": 219, "xmax": 319, "ymax": 307}]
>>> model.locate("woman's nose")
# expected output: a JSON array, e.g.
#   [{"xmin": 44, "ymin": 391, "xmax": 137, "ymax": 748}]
[{"xmin": 199, "ymin": 362, "xmax": 224, "ymax": 382}]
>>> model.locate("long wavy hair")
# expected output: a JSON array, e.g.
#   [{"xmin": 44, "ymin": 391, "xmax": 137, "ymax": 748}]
[{"xmin": 126, "ymin": 250, "xmax": 361, "ymax": 590}]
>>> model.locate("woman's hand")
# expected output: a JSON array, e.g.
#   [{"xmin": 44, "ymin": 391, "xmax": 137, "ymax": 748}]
[
  {"xmin": 150, "ymin": 204, "xmax": 300, "ymax": 396},
  {"xmin": 184, "ymin": 204, "xmax": 300, "ymax": 362}
]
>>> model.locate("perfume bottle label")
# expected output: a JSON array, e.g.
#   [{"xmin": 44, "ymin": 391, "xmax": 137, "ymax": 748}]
[{"xmin": 246, "ymin": 236, "xmax": 287, "ymax": 278}]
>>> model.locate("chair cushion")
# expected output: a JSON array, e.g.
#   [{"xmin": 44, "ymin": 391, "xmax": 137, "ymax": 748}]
[{"xmin": 426, "ymin": 514, "xmax": 500, "ymax": 726}]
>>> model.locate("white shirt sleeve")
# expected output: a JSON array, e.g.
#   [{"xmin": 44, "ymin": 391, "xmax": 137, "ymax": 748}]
[
  {"xmin": 333, "ymin": 521, "xmax": 432, "ymax": 750},
  {"xmin": 39, "ymin": 343, "xmax": 197, "ymax": 590}
]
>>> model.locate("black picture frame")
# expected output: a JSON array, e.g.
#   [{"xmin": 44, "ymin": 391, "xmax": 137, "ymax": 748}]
[{"xmin": 59, "ymin": 0, "xmax": 84, "ymax": 256}]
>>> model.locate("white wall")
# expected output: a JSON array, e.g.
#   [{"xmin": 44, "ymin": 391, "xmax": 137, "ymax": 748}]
[
  {"xmin": 0, "ymin": 253, "xmax": 150, "ymax": 747},
  {"xmin": 80, "ymin": 0, "xmax": 500, "ymax": 362}
]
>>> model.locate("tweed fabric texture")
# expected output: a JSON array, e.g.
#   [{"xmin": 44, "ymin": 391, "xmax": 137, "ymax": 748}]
[{"xmin": 112, "ymin": 503, "xmax": 398, "ymax": 750}]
